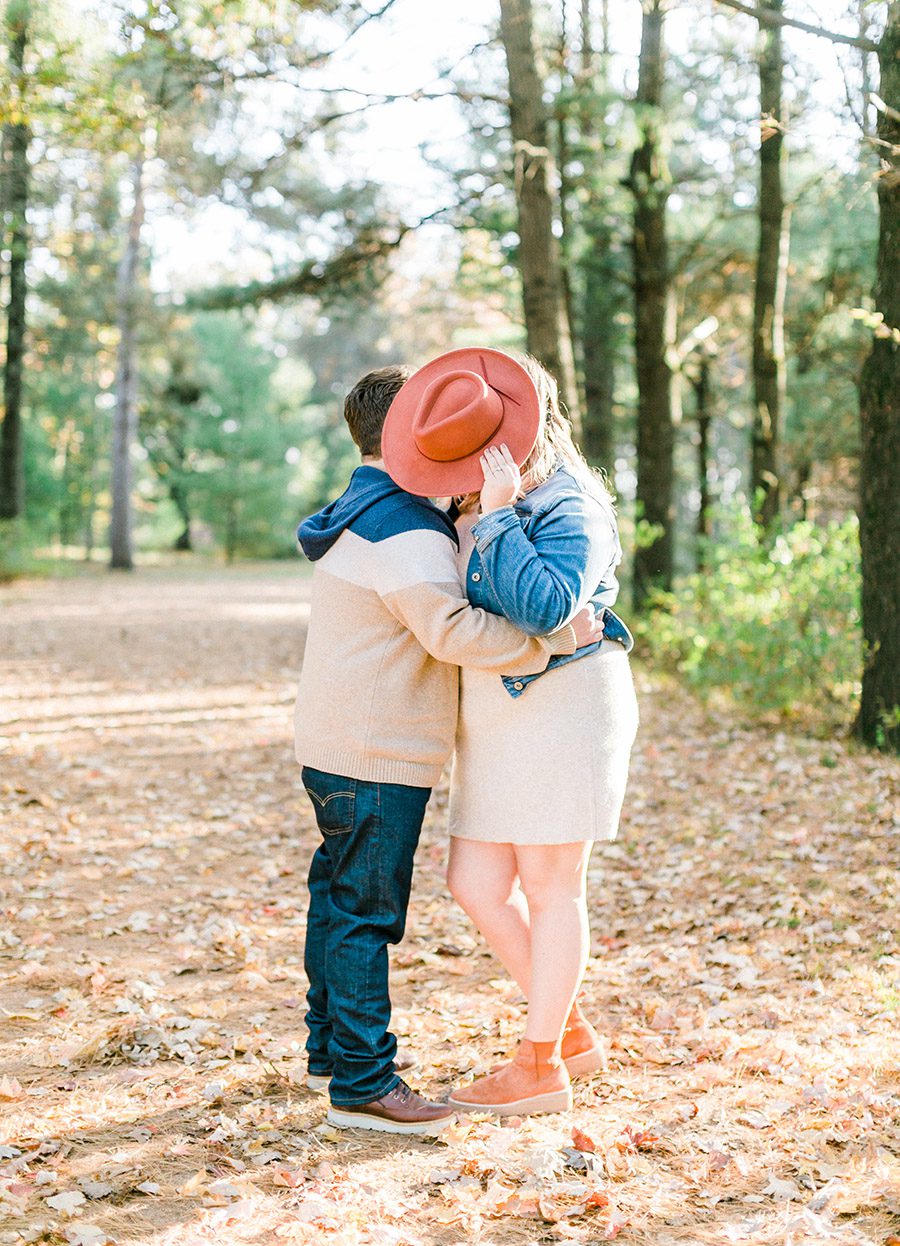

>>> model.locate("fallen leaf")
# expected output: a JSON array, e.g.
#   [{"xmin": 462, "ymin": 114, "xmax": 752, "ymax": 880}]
[
  {"xmin": 64, "ymin": 1226, "xmax": 117, "ymax": 1246},
  {"xmin": 46, "ymin": 1190, "xmax": 87, "ymax": 1214},
  {"xmin": 571, "ymin": 1125, "xmax": 599, "ymax": 1153},
  {"xmin": 271, "ymin": 1166, "xmax": 306, "ymax": 1189},
  {"xmin": 614, "ymin": 1126, "xmax": 661, "ymax": 1152},
  {"xmin": 762, "ymin": 1174, "xmax": 801, "ymax": 1201},
  {"xmin": 178, "ymin": 1169, "xmax": 208, "ymax": 1197},
  {"xmin": 736, "ymin": 1109, "xmax": 772, "ymax": 1129},
  {"xmin": 0, "ymin": 1076, "xmax": 24, "ymax": 1100},
  {"xmin": 79, "ymin": 1181, "xmax": 114, "ymax": 1200}
]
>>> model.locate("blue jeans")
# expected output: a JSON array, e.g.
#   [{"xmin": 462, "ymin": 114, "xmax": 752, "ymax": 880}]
[{"xmin": 301, "ymin": 766, "xmax": 430, "ymax": 1106}]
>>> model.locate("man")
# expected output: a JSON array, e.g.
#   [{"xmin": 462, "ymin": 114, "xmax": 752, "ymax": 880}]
[{"xmin": 294, "ymin": 365, "xmax": 599, "ymax": 1134}]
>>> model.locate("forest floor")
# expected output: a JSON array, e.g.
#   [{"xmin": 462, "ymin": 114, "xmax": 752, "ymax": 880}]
[{"xmin": 1, "ymin": 565, "xmax": 898, "ymax": 1246}]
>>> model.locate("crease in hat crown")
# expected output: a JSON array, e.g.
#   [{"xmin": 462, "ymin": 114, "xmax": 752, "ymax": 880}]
[
  {"xmin": 381, "ymin": 346, "xmax": 541, "ymax": 495},
  {"xmin": 412, "ymin": 370, "xmax": 504, "ymax": 463}
]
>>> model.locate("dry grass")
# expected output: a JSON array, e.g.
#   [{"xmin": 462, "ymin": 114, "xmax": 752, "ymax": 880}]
[{"xmin": 1, "ymin": 565, "xmax": 898, "ymax": 1246}]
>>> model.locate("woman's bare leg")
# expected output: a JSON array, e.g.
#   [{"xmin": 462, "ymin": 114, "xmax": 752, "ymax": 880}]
[
  {"xmin": 447, "ymin": 837, "xmax": 531, "ymax": 994},
  {"xmin": 515, "ymin": 842, "xmax": 592, "ymax": 1044}
]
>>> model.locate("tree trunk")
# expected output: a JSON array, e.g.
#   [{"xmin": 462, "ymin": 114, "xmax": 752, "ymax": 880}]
[
  {"xmin": 499, "ymin": 0, "xmax": 581, "ymax": 430},
  {"xmin": 58, "ymin": 424, "xmax": 76, "ymax": 547},
  {"xmin": 170, "ymin": 479, "xmax": 192, "ymax": 551},
  {"xmin": 554, "ymin": 3, "xmax": 578, "ymax": 386},
  {"xmin": 0, "ymin": 3, "xmax": 30, "ymax": 521},
  {"xmin": 857, "ymin": 2, "xmax": 900, "ymax": 751},
  {"xmin": 858, "ymin": 0, "xmax": 874, "ymax": 137},
  {"xmin": 225, "ymin": 494, "xmax": 238, "ymax": 565},
  {"xmin": 751, "ymin": 0, "xmax": 789, "ymax": 529},
  {"xmin": 793, "ymin": 458, "xmax": 811, "ymax": 521},
  {"xmin": 82, "ymin": 399, "xmax": 98, "ymax": 559},
  {"xmin": 579, "ymin": 0, "xmax": 618, "ymax": 471},
  {"xmin": 629, "ymin": 0, "xmax": 674, "ymax": 609},
  {"xmin": 109, "ymin": 157, "xmax": 145, "ymax": 570},
  {"xmin": 581, "ymin": 231, "xmax": 618, "ymax": 469},
  {"xmin": 692, "ymin": 353, "xmax": 713, "ymax": 565}
]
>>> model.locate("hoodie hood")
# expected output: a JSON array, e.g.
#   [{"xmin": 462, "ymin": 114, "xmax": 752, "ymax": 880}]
[{"xmin": 298, "ymin": 465, "xmax": 456, "ymax": 561}]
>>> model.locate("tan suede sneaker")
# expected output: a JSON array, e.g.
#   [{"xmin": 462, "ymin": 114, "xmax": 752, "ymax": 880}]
[{"xmin": 327, "ymin": 1080, "xmax": 454, "ymax": 1135}]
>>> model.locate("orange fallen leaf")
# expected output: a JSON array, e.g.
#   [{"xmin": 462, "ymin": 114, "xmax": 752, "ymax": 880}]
[
  {"xmin": 614, "ymin": 1125, "xmax": 661, "ymax": 1152},
  {"xmin": 571, "ymin": 1125, "xmax": 599, "ymax": 1153},
  {"xmin": 271, "ymin": 1166, "xmax": 305, "ymax": 1189},
  {"xmin": 582, "ymin": 1191, "xmax": 611, "ymax": 1211}
]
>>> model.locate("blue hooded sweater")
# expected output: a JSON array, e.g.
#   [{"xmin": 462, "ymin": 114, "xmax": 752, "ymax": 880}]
[{"xmin": 297, "ymin": 466, "xmax": 458, "ymax": 561}]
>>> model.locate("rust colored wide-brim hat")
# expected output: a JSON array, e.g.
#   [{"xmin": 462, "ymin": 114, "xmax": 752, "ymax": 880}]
[{"xmin": 381, "ymin": 347, "xmax": 541, "ymax": 496}]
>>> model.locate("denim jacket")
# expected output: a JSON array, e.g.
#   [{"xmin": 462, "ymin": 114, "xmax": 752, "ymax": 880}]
[{"xmin": 465, "ymin": 466, "xmax": 634, "ymax": 698}]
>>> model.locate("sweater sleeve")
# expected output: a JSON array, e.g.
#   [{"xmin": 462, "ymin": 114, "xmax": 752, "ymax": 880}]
[
  {"xmin": 471, "ymin": 493, "xmax": 618, "ymax": 635},
  {"xmin": 374, "ymin": 526, "xmax": 564, "ymax": 674}
]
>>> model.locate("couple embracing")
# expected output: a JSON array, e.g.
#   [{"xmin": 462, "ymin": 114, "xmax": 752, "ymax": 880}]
[{"xmin": 293, "ymin": 348, "xmax": 638, "ymax": 1135}]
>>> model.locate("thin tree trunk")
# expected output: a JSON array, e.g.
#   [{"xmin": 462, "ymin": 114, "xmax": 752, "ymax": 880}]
[
  {"xmin": 857, "ymin": 2, "xmax": 900, "ymax": 751},
  {"xmin": 579, "ymin": 0, "xmax": 618, "ymax": 471},
  {"xmin": 0, "ymin": 3, "xmax": 30, "ymax": 521},
  {"xmin": 629, "ymin": 0, "xmax": 674, "ymax": 608},
  {"xmin": 109, "ymin": 157, "xmax": 145, "ymax": 570},
  {"xmin": 751, "ymin": 0, "xmax": 789, "ymax": 529},
  {"xmin": 858, "ymin": 0, "xmax": 873, "ymax": 137},
  {"xmin": 793, "ymin": 458, "xmax": 811, "ymax": 521},
  {"xmin": 225, "ymin": 494, "xmax": 238, "ymax": 565},
  {"xmin": 692, "ymin": 354, "xmax": 712, "ymax": 566},
  {"xmin": 555, "ymin": 1, "xmax": 578, "ymax": 375},
  {"xmin": 499, "ymin": 0, "xmax": 581, "ymax": 430},
  {"xmin": 58, "ymin": 423, "xmax": 75, "ymax": 546},
  {"xmin": 170, "ymin": 478, "xmax": 192, "ymax": 551}
]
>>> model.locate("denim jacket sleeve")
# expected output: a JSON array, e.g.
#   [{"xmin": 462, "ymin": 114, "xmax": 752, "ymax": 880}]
[{"xmin": 471, "ymin": 492, "xmax": 619, "ymax": 635}]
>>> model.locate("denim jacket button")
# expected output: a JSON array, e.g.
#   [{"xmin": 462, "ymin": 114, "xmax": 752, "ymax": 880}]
[
  {"xmin": 472, "ymin": 572, "xmax": 481, "ymax": 582},
  {"xmin": 513, "ymin": 681, "xmax": 524, "ymax": 690}
]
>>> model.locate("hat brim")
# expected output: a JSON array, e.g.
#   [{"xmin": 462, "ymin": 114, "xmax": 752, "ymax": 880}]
[{"xmin": 381, "ymin": 348, "xmax": 541, "ymax": 496}]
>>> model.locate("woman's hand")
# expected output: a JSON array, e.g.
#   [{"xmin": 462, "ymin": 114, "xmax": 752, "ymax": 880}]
[
  {"xmin": 479, "ymin": 443, "xmax": 522, "ymax": 513},
  {"xmin": 571, "ymin": 603, "xmax": 606, "ymax": 649}
]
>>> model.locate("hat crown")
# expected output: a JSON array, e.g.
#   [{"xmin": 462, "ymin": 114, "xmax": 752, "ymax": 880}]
[{"xmin": 412, "ymin": 370, "xmax": 504, "ymax": 463}]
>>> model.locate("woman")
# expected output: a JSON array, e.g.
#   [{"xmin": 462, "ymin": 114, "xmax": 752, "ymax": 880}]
[{"xmin": 381, "ymin": 349, "xmax": 637, "ymax": 1116}]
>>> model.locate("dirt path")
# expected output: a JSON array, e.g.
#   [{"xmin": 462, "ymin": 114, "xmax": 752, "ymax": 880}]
[{"xmin": 1, "ymin": 566, "xmax": 898, "ymax": 1246}]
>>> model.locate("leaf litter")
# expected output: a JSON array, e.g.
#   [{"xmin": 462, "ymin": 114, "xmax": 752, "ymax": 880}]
[{"xmin": 0, "ymin": 567, "xmax": 898, "ymax": 1245}]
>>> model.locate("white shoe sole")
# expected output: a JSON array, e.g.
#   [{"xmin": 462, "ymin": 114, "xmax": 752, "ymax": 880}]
[
  {"xmin": 326, "ymin": 1107, "xmax": 454, "ymax": 1135},
  {"xmin": 448, "ymin": 1087, "xmax": 573, "ymax": 1117},
  {"xmin": 564, "ymin": 1043, "xmax": 607, "ymax": 1079}
]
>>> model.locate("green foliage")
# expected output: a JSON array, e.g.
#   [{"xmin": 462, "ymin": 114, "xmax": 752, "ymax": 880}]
[
  {"xmin": 143, "ymin": 311, "xmax": 309, "ymax": 560},
  {"xmin": 0, "ymin": 518, "xmax": 38, "ymax": 581},
  {"xmin": 638, "ymin": 514, "xmax": 862, "ymax": 725}
]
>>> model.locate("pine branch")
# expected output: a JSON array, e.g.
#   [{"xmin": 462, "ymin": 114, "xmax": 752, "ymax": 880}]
[
  {"xmin": 181, "ymin": 205, "xmax": 467, "ymax": 311},
  {"xmin": 713, "ymin": 0, "xmax": 878, "ymax": 54},
  {"xmin": 182, "ymin": 230, "xmax": 405, "ymax": 311}
]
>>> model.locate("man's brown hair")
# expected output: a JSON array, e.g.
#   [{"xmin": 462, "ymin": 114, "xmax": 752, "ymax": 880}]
[{"xmin": 344, "ymin": 365, "xmax": 412, "ymax": 458}]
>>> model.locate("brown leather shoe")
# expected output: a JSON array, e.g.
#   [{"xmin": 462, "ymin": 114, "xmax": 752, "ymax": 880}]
[
  {"xmin": 306, "ymin": 1052, "xmax": 418, "ymax": 1092},
  {"xmin": 327, "ymin": 1080, "xmax": 454, "ymax": 1135}
]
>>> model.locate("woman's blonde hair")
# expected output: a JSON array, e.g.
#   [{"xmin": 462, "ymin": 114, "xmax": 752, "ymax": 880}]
[{"xmin": 456, "ymin": 353, "xmax": 614, "ymax": 512}]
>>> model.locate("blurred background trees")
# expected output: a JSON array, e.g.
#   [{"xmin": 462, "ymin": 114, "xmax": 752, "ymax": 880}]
[{"xmin": 0, "ymin": 0, "xmax": 896, "ymax": 747}]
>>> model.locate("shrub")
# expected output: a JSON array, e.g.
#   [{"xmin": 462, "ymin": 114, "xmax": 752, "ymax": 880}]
[
  {"xmin": 0, "ymin": 519, "xmax": 39, "ymax": 583},
  {"xmin": 637, "ymin": 514, "xmax": 861, "ymax": 725}
]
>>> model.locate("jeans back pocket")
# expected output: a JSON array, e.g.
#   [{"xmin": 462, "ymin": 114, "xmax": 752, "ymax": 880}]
[{"xmin": 302, "ymin": 767, "xmax": 357, "ymax": 835}]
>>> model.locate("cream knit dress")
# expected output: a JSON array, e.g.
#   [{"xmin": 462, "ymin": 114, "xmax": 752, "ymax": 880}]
[{"xmin": 448, "ymin": 514, "xmax": 639, "ymax": 845}]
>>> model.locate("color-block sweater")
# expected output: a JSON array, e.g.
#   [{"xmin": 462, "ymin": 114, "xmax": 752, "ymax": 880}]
[{"xmin": 293, "ymin": 466, "xmax": 575, "ymax": 788}]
